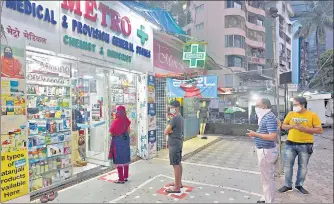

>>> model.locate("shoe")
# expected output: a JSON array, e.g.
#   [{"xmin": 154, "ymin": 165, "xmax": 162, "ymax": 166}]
[
  {"xmin": 257, "ymin": 201, "xmax": 265, "ymax": 203},
  {"xmin": 278, "ymin": 186, "xmax": 293, "ymax": 193},
  {"xmin": 295, "ymin": 186, "xmax": 309, "ymax": 194}
]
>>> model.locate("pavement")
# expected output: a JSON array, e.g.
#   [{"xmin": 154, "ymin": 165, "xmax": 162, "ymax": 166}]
[{"xmin": 31, "ymin": 129, "xmax": 333, "ymax": 203}]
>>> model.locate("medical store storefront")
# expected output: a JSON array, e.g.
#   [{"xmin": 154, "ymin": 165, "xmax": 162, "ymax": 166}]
[{"xmin": 1, "ymin": 0, "xmax": 157, "ymax": 202}]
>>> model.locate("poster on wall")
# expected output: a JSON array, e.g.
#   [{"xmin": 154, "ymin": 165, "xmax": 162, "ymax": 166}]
[
  {"xmin": 137, "ymin": 74, "xmax": 148, "ymax": 159},
  {"xmin": 166, "ymin": 75, "xmax": 218, "ymax": 98},
  {"xmin": 147, "ymin": 74, "xmax": 157, "ymax": 159},
  {"xmin": 1, "ymin": 36, "xmax": 30, "ymax": 202}
]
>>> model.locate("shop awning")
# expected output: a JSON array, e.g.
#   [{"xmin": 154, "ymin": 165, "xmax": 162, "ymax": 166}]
[
  {"xmin": 120, "ymin": 1, "xmax": 186, "ymax": 35},
  {"xmin": 234, "ymin": 71, "xmax": 271, "ymax": 81}
]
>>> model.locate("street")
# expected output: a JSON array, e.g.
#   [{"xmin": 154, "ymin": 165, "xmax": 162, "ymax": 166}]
[{"xmin": 43, "ymin": 130, "xmax": 333, "ymax": 203}]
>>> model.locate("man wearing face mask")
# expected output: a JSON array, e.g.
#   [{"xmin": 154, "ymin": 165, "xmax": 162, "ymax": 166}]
[
  {"xmin": 164, "ymin": 100, "xmax": 184, "ymax": 193},
  {"xmin": 278, "ymin": 97, "xmax": 323, "ymax": 195},
  {"xmin": 247, "ymin": 98, "xmax": 278, "ymax": 203}
]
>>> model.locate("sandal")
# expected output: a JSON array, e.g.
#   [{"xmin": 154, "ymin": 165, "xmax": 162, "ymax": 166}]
[
  {"xmin": 165, "ymin": 188, "xmax": 181, "ymax": 194},
  {"xmin": 114, "ymin": 180, "xmax": 125, "ymax": 184},
  {"xmin": 169, "ymin": 183, "xmax": 184, "ymax": 188},
  {"xmin": 48, "ymin": 191, "xmax": 58, "ymax": 201},
  {"xmin": 40, "ymin": 194, "xmax": 49, "ymax": 203}
]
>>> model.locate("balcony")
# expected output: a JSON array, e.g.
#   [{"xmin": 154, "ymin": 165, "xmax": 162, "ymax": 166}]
[
  {"xmin": 224, "ymin": 27, "xmax": 246, "ymax": 37},
  {"xmin": 224, "ymin": 7, "xmax": 246, "ymax": 19},
  {"xmin": 246, "ymin": 38, "xmax": 265, "ymax": 49},
  {"xmin": 247, "ymin": 56, "xmax": 265, "ymax": 65},
  {"xmin": 224, "ymin": 47, "xmax": 246, "ymax": 56},
  {"xmin": 246, "ymin": 21, "xmax": 265, "ymax": 32},
  {"xmin": 245, "ymin": 1, "xmax": 265, "ymax": 16}
]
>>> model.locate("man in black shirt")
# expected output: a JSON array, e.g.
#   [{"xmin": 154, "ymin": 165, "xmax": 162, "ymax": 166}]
[{"xmin": 164, "ymin": 100, "xmax": 184, "ymax": 193}]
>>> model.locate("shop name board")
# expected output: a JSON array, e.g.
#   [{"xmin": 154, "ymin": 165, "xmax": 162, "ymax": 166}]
[
  {"xmin": 61, "ymin": 0, "xmax": 131, "ymax": 37},
  {"xmin": 183, "ymin": 44, "xmax": 206, "ymax": 68},
  {"xmin": 6, "ymin": 0, "xmax": 57, "ymax": 25},
  {"xmin": 172, "ymin": 77, "xmax": 216, "ymax": 87}
]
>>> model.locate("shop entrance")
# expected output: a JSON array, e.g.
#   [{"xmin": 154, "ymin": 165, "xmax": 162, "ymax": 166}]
[{"xmin": 25, "ymin": 50, "xmax": 140, "ymax": 194}]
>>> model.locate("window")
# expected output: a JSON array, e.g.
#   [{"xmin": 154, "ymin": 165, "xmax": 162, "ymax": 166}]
[
  {"xmin": 227, "ymin": 55, "xmax": 243, "ymax": 67},
  {"xmin": 282, "ymin": 3, "xmax": 286, "ymax": 13},
  {"xmin": 225, "ymin": 16, "xmax": 245, "ymax": 29},
  {"xmin": 247, "ymin": 29, "xmax": 264, "ymax": 42},
  {"xmin": 225, "ymin": 35, "xmax": 245, "ymax": 48},
  {"xmin": 287, "ymin": 49, "xmax": 291, "ymax": 57},
  {"xmin": 227, "ymin": 0, "xmax": 242, "ymax": 9},
  {"xmin": 256, "ymin": 19, "xmax": 263, "ymax": 26},
  {"xmin": 286, "ymin": 36, "xmax": 291, "ymax": 44},
  {"xmin": 195, "ymin": 4, "xmax": 204, "ymax": 13},
  {"xmin": 195, "ymin": 23, "xmax": 204, "ymax": 30}
]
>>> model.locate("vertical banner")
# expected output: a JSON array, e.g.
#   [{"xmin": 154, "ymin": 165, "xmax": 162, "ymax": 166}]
[
  {"xmin": 166, "ymin": 75, "xmax": 218, "ymax": 98},
  {"xmin": 1, "ymin": 36, "xmax": 29, "ymax": 202},
  {"xmin": 137, "ymin": 74, "xmax": 148, "ymax": 159},
  {"xmin": 147, "ymin": 75, "xmax": 156, "ymax": 158}
]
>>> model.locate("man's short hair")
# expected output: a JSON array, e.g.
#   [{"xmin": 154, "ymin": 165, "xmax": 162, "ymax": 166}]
[
  {"xmin": 170, "ymin": 100, "xmax": 180, "ymax": 108},
  {"xmin": 261, "ymin": 98, "xmax": 272, "ymax": 109},
  {"xmin": 294, "ymin": 96, "xmax": 308, "ymax": 108}
]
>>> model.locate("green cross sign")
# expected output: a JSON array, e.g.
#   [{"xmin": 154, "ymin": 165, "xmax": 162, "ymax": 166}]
[
  {"xmin": 137, "ymin": 25, "xmax": 148, "ymax": 45},
  {"xmin": 183, "ymin": 44, "xmax": 206, "ymax": 68}
]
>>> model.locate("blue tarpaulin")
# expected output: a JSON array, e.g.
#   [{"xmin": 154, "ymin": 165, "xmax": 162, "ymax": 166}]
[{"xmin": 120, "ymin": 1, "xmax": 186, "ymax": 35}]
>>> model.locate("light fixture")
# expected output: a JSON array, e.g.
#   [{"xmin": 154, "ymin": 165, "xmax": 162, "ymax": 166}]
[
  {"xmin": 50, "ymin": 57, "xmax": 62, "ymax": 66},
  {"xmin": 251, "ymin": 94, "xmax": 259, "ymax": 101},
  {"xmin": 236, "ymin": 101, "xmax": 239, "ymax": 105}
]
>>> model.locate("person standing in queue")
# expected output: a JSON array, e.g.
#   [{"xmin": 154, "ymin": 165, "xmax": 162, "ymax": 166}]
[
  {"xmin": 278, "ymin": 97, "xmax": 323, "ymax": 194},
  {"xmin": 109, "ymin": 105, "xmax": 131, "ymax": 184},
  {"xmin": 164, "ymin": 100, "xmax": 184, "ymax": 193},
  {"xmin": 247, "ymin": 98, "xmax": 278, "ymax": 203}
]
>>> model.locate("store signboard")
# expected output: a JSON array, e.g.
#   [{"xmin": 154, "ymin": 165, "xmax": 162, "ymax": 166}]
[
  {"xmin": 182, "ymin": 43, "xmax": 206, "ymax": 69},
  {"xmin": 1, "ymin": 36, "xmax": 30, "ymax": 203},
  {"xmin": 3, "ymin": 1, "xmax": 154, "ymax": 74},
  {"xmin": 166, "ymin": 75, "xmax": 218, "ymax": 98}
]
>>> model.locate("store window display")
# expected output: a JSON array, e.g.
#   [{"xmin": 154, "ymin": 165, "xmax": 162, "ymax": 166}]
[{"xmin": 25, "ymin": 52, "xmax": 73, "ymax": 193}]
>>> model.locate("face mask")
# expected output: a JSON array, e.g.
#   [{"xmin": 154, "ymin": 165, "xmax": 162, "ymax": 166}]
[
  {"xmin": 170, "ymin": 108, "xmax": 176, "ymax": 114},
  {"xmin": 293, "ymin": 106, "xmax": 302, "ymax": 112},
  {"xmin": 255, "ymin": 107, "xmax": 270, "ymax": 124}
]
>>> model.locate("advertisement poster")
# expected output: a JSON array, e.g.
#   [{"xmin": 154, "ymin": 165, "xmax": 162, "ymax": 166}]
[
  {"xmin": 166, "ymin": 75, "xmax": 218, "ymax": 98},
  {"xmin": 137, "ymin": 74, "xmax": 148, "ymax": 159},
  {"xmin": 1, "ymin": 36, "xmax": 29, "ymax": 202},
  {"xmin": 1, "ymin": 150, "xmax": 29, "ymax": 202},
  {"xmin": 147, "ymin": 74, "xmax": 157, "ymax": 159}
]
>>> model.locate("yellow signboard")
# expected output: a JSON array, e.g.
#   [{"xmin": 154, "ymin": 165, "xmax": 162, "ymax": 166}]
[{"xmin": 1, "ymin": 149, "xmax": 29, "ymax": 202}]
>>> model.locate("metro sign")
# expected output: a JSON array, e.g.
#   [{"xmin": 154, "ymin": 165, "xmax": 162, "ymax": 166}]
[{"xmin": 183, "ymin": 44, "xmax": 206, "ymax": 68}]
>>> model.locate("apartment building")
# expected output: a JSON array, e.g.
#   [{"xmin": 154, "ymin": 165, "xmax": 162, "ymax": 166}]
[{"xmin": 183, "ymin": 0, "xmax": 267, "ymax": 87}]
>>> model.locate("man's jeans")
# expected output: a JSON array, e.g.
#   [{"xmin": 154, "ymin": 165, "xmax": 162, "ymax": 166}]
[{"xmin": 284, "ymin": 143, "xmax": 313, "ymax": 187}]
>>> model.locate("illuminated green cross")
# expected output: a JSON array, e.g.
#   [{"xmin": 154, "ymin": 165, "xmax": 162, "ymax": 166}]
[
  {"xmin": 137, "ymin": 25, "xmax": 148, "ymax": 45},
  {"xmin": 183, "ymin": 44, "xmax": 206, "ymax": 68}
]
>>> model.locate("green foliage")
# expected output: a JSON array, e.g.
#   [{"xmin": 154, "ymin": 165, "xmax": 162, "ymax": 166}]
[
  {"xmin": 310, "ymin": 50, "xmax": 334, "ymax": 92},
  {"xmin": 293, "ymin": 1, "xmax": 333, "ymax": 43}
]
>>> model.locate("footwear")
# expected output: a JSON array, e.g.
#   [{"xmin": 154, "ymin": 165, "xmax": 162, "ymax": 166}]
[
  {"xmin": 114, "ymin": 180, "xmax": 125, "ymax": 184},
  {"xmin": 165, "ymin": 188, "xmax": 181, "ymax": 194},
  {"xmin": 40, "ymin": 194, "xmax": 49, "ymax": 203},
  {"xmin": 48, "ymin": 191, "xmax": 58, "ymax": 201},
  {"xmin": 124, "ymin": 179, "xmax": 128, "ymax": 182},
  {"xmin": 295, "ymin": 186, "xmax": 309, "ymax": 194},
  {"xmin": 278, "ymin": 186, "xmax": 293, "ymax": 193},
  {"xmin": 169, "ymin": 183, "xmax": 184, "ymax": 188},
  {"xmin": 257, "ymin": 201, "xmax": 265, "ymax": 203}
]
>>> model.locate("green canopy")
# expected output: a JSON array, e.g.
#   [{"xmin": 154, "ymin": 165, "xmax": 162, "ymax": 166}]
[{"xmin": 224, "ymin": 106, "xmax": 246, "ymax": 114}]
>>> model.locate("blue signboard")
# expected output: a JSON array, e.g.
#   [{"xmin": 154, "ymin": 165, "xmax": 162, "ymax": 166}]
[
  {"xmin": 148, "ymin": 75, "xmax": 155, "ymax": 86},
  {"xmin": 148, "ymin": 103, "xmax": 156, "ymax": 116},
  {"xmin": 166, "ymin": 75, "xmax": 218, "ymax": 98}
]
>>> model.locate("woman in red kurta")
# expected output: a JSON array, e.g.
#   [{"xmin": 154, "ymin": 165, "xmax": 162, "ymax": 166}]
[{"xmin": 109, "ymin": 106, "xmax": 131, "ymax": 184}]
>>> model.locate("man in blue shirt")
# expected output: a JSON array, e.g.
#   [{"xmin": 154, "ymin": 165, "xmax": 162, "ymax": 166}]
[{"xmin": 247, "ymin": 98, "xmax": 278, "ymax": 203}]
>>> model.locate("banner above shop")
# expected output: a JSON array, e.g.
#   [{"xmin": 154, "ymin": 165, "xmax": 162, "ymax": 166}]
[{"xmin": 166, "ymin": 75, "xmax": 218, "ymax": 98}]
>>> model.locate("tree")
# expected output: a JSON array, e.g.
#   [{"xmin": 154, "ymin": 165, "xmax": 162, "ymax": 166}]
[
  {"xmin": 293, "ymin": 1, "xmax": 334, "ymax": 89},
  {"xmin": 310, "ymin": 50, "xmax": 334, "ymax": 93}
]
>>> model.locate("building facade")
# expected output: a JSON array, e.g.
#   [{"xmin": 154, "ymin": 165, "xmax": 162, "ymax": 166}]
[{"xmin": 183, "ymin": 0, "xmax": 267, "ymax": 83}]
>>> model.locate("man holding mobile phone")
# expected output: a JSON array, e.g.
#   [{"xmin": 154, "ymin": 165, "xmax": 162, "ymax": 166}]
[
  {"xmin": 278, "ymin": 97, "xmax": 323, "ymax": 194},
  {"xmin": 247, "ymin": 98, "xmax": 278, "ymax": 203}
]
